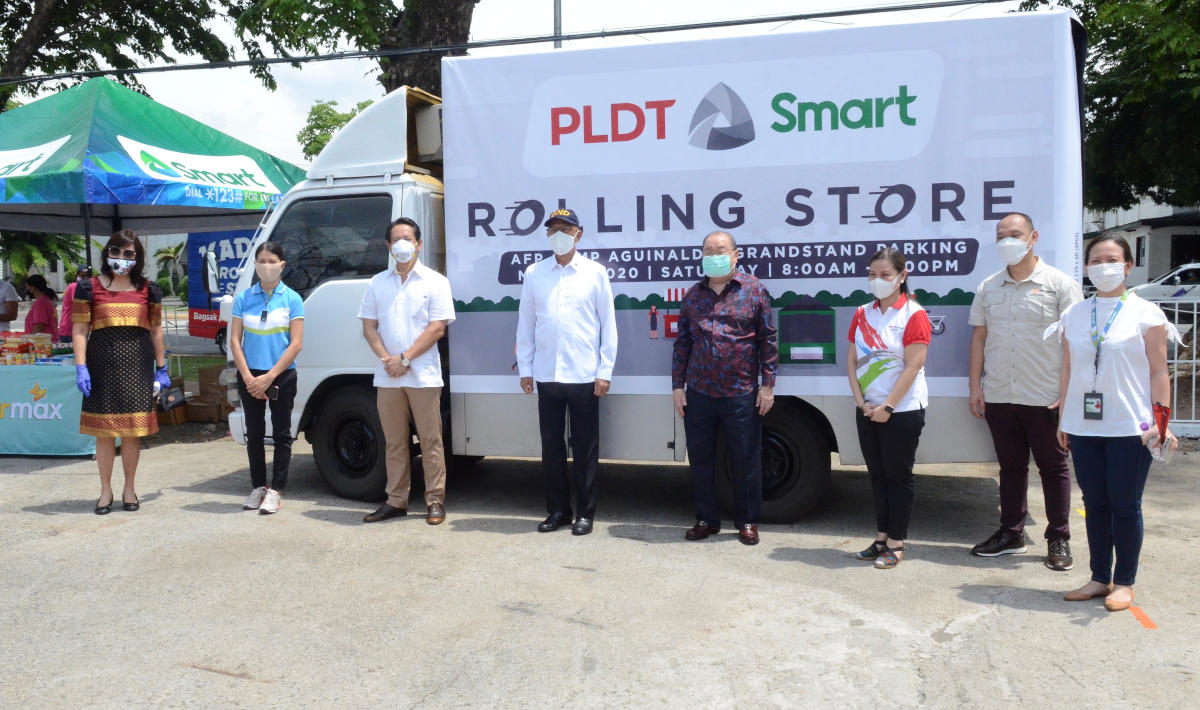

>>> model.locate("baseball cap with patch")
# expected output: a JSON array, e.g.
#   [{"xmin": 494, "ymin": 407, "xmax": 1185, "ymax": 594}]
[{"xmin": 544, "ymin": 208, "xmax": 581, "ymax": 228}]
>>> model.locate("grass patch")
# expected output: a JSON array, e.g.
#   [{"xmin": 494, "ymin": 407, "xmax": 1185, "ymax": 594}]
[{"xmin": 173, "ymin": 355, "xmax": 227, "ymax": 384}]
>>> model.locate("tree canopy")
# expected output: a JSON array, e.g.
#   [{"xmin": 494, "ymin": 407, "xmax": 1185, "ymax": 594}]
[
  {"xmin": 1020, "ymin": 1, "xmax": 1200, "ymax": 210},
  {"xmin": 296, "ymin": 99, "xmax": 374, "ymax": 160},
  {"xmin": 1, "ymin": 1, "xmax": 479, "ymax": 112}
]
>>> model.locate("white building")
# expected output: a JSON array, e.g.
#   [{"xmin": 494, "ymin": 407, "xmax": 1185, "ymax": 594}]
[{"xmin": 1085, "ymin": 200, "xmax": 1200, "ymax": 286}]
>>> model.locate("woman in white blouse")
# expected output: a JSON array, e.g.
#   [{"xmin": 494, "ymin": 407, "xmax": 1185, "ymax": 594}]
[{"xmin": 1054, "ymin": 235, "xmax": 1178, "ymax": 611}]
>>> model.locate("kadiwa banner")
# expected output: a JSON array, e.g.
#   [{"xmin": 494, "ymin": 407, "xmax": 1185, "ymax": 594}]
[{"xmin": 443, "ymin": 9, "xmax": 1082, "ymax": 396}]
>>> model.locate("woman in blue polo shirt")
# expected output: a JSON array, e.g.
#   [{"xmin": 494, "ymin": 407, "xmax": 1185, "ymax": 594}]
[{"xmin": 230, "ymin": 241, "xmax": 304, "ymax": 514}]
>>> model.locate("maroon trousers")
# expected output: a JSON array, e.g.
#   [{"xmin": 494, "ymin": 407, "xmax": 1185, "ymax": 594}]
[{"xmin": 983, "ymin": 402, "xmax": 1072, "ymax": 540}]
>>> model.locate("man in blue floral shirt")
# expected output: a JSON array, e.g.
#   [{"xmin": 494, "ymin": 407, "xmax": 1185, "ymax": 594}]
[{"xmin": 672, "ymin": 231, "xmax": 778, "ymax": 545}]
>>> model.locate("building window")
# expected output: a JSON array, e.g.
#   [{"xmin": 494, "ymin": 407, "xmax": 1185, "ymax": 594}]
[{"xmin": 1136, "ymin": 236, "xmax": 1146, "ymax": 267}]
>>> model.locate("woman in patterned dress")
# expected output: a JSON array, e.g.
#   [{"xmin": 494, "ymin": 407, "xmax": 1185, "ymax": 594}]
[{"xmin": 71, "ymin": 231, "xmax": 169, "ymax": 515}]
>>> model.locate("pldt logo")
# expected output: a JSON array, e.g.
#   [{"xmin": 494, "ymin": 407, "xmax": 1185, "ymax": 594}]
[
  {"xmin": 688, "ymin": 83, "xmax": 755, "ymax": 151},
  {"xmin": 547, "ymin": 82, "xmax": 755, "ymax": 151}
]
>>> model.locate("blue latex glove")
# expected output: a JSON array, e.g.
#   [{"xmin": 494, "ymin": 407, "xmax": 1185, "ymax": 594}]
[
  {"xmin": 75, "ymin": 364, "xmax": 91, "ymax": 397},
  {"xmin": 154, "ymin": 365, "xmax": 171, "ymax": 395}
]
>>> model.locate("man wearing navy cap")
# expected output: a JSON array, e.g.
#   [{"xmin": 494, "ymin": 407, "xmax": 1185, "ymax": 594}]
[{"xmin": 516, "ymin": 208, "xmax": 619, "ymax": 536}]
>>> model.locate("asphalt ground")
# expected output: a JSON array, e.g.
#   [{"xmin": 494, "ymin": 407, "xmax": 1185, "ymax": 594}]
[{"xmin": 1, "ymin": 437, "xmax": 1197, "ymax": 709}]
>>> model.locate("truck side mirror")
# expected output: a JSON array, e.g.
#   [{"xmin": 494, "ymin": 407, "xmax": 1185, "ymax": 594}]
[{"xmin": 203, "ymin": 249, "xmax": 219, "ymax": 294}]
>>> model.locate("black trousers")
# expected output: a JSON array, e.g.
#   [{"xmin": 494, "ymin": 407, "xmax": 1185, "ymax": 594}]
[
  {"xmin": 537, "ymin": 381, "xmax": 599, "ymax": 519},
  {"xmin": 856, "ymin": 407, "xmax": 925, "ymax": 541},
  {"xmin": 237, "ymin": 368, "xmax": 297, "ymax": 491}
]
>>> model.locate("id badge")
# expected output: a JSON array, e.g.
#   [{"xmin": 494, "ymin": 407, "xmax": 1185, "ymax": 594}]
[{"xmin": 1083, "ymin": 392, "xmax": 1104, "ymax": 420}]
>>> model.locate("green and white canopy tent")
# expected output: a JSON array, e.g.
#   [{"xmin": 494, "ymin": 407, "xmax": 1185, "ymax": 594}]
[{"xmin": 0, "ymin": 78, "xmax": 306, "ymax": 255}]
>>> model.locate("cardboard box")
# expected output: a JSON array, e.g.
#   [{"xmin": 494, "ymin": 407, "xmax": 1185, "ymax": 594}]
[
  {"xmin": 157, "ymin": 406, "xmax": 188, "ymax": 426},
  {"xmin": 197, "ymin": 365, "xmax": 226, "ymax": 403},
  {"xmin": 186, "ymin": 400, "xmax": 220, "ymax": 423}
]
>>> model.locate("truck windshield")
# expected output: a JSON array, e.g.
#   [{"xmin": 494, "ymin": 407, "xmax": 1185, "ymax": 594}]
[{"xmin": 271, "ymin": 194, "xmax": 394, "ymax": 298}]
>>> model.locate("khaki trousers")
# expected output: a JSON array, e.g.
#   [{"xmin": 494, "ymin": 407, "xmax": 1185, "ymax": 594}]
[{"xmin": 377, "ymin": 386, "xmax": 446, "ymax": 508}]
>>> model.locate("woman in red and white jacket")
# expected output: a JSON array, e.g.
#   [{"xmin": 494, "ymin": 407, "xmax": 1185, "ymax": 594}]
[{"xmin": 846, "ymin": 247, "xmax": 933, "ymax": 569}]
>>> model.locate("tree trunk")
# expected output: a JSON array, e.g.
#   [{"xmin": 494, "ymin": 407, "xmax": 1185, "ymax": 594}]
[
  {"xmin": 0, "ymin": 0, "xmax": 60, "ymax": 112},
  {"xmin": 378, "ymin": 0, "xmax": 479, "ymax": 97}
]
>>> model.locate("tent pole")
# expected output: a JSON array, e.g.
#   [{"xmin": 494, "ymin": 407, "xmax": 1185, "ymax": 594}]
[{"xmin": 81, "ymin": 204, "xmax": 92, "ymax": 268}]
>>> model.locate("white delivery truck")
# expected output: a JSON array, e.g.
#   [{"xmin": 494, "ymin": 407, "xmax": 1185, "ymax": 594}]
[{"xmin": 210, "ymin": 8, "xmax": 1085, "ymax": 521}]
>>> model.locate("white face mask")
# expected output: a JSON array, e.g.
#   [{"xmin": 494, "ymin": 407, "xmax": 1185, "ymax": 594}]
[
  {"xmin": 996, "ymin": 237, "xmax": 1030, "ymax": 266},
  {"xmin": 1087, "ymin": 262, "xmax": 1127, "ymax": 293},
  {"xmin": 255, "ymin": 262, "xmax": 283, "ymax": 283},
  {"xmin": 550, "ymin": 231, "xmax": 576, "ymax": 256},
  {"xmin": 391, "ymin": 239, "xmax": 417, "ymax": 266},
  {"xmin": 869, "ymin": 276, "xmax": 900, "ymax": 300}
]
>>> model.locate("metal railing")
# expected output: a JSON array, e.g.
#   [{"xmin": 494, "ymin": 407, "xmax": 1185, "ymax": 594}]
[{"xmin": 1152, "ymin": 297, "xmax": 1199, "ymax": 436}]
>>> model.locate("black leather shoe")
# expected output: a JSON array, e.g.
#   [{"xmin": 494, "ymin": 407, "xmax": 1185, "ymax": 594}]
[
  {"xmin": 363, "ymin": 503, "xmax": 407, "ymax": 523},
  {"xmin": 122, "ymin": 495, "xmax": 139, "ymax": 512},
  {"xmin": 95, "ymin": 496, "xmax": 113, "ymax": 516},
  {"xmin": 537, "ymin": 512, "xmax": 572, "ymax": 532},
  {"xmin": 572, "ymin": 517, "xmax": 593, "ymax": 536}
]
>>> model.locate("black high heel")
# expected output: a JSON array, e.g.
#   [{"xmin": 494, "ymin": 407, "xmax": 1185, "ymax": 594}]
[
  {"xmin": 95, "ymin": 495, "xmax": 113, "ymax": 515},
  {"xmin": 122, "ymin": 494, "xmax": 140, "ymax": 512}
]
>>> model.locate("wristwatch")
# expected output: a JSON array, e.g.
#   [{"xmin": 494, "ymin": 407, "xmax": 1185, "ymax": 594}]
[
  {"xmin": 400, "ymin": 353, "xmax": 412, "ymax": 367},
  {"xmin": 883, "ymin": 405, "xmax": 895, "ymax": 414}
]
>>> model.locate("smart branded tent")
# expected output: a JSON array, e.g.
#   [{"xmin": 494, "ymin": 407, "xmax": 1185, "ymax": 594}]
[{"xmin": 0, "ymin": 78, "xmax": 306, "ymax": 259}]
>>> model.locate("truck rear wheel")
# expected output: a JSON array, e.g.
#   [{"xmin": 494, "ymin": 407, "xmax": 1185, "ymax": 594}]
[
  {"xmin": 312, "ymin": 387, "xmax": 387, "ymax": 500},
  {"xmin": 716, "ymin": 404, "xmax": 831, "ymax": 523}
]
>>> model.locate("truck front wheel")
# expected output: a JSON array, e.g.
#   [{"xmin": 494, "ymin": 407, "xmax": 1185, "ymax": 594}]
[
  {"xmin": 716, "ymin": 404, "xmax": 831, "ymax": 523},
  {"xmin": 312, "ymin": 387, "xmax": 387, "ymax": 500}
]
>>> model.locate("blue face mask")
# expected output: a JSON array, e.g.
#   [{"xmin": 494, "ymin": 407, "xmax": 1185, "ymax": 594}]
[{"xmin": 701, "ymin": 254, "xmax": 732, "ymax": 278}]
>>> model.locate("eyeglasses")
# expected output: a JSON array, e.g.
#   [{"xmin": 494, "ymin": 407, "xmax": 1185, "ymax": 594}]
[{"xmin": 107, "ymin": 247, "xmax": 137, "ymax": 259}]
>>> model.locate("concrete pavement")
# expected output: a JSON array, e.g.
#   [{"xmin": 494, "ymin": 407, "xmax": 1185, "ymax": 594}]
[{"xmin": 1, "ymin": 438, "xmax": 1196, "ymax": 708}]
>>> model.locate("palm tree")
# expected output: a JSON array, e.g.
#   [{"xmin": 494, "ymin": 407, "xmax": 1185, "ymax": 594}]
[
  {"xmin": 155, "ymin": 243, "xmax": 187, "ymax": 291},
  {"xmin": 0, "ymin": 231, "xmax": 84, "ymax": 280}
]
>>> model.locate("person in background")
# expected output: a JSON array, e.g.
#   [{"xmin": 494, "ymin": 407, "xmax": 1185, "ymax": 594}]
[
  {"xmin": 359, "ymin": 217, "xmax": 456, "ymax": 526},
  {"xmin": 968, "ymin": 212, "xmax": 1082, "ymax": 570},
  {"xmin": 648, "ymin": 305, "xmax": 659, "ymax": 339},
  {"xmin": 1056, "ymin": 235, "xmax": 1178, "ymax": 612},
  {"xmin": 58, "ymin": 266, "xmax": 93, "ymax": 342},
  {"xmin": 517, "ymin": 207, "xmax": 618, "ymax": 536},
  {"xmin": 672, "ymin": 230, "xmax": 777, "ymax": 546},
  {"xmin": 229, "ymin": 242, "xmax": 304, "ymax": 515},
  {"xmin": 23, "ymin": 274, "xmax": 58, "ymax": 339},
  {"xmin": 0, "ymin": 275, "xmax": 18, "ymax": 332},
  {"xmin": 72, "ymin": 230, "xmax": 168, "ymax": 514},
  {"xmin": 846, "ymin": 247, "xmax": 931, "ymax": 569}
]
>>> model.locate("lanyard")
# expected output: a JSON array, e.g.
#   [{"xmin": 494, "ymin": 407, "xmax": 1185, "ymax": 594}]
[
  {"xmin": 1089, "ymin": 291, "xmax": 1127, "ymax": 380},
  {"xmin": 259, "ymin": 286, "xmax": 278, "ymax": 321}
]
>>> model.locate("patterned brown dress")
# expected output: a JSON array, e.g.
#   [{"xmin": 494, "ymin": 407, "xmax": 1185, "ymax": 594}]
[{"xmin": 72, "ymin": 277, "xmax": 163, "ymax": 437}]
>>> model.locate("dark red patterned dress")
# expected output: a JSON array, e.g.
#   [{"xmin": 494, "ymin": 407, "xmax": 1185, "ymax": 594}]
[{"xmin": 72, "ymin": 277, "xmax": 163, "ymax": 437}]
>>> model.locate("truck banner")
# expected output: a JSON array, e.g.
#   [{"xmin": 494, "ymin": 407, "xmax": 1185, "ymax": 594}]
[
  {"xmin": 443, "ymin": 10, "xmax": 1082, "ymax": 396},
  {"xmin": 186, "ymin": 230, "xmax": 255, "ymax": 338}
]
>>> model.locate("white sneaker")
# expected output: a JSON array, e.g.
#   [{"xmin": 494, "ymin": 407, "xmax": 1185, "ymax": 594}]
[
  {"xmin": 242, "ymin": 486, "xmax": 267, "ymax": 510},
  {"xmin": 259, "ymin": 488, "xmax": 281, "ymax": 515}
]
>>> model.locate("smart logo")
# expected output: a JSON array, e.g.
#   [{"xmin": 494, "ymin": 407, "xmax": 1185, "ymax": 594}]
[
  {"xmin": 770, "ymin": 85, "xmax": 918, "ymax": 133},
  {"xmin": 688, "ymin": 83, "xmax": 755, "ymax": 151},
  {"xmin": 0, "ymin": 136, "xmax": 72, "ymax": 178},
  {"xmin": 116, "ymin": 136, "xmax": 283, "ymax": 194}
]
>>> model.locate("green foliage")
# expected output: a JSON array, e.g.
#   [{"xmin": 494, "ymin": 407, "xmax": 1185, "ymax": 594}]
[
  {"xmin": 1019, "ymin": 1, "xmax": 1200, "ymax": 209},
  {"xmin": 175, "ymin": 275, "xmax": 189, "ymax": 299},
  {"xmin": 154, "ymin": 243, "xmax": 187, "ymax": 291},
  {"xmin": 297, "ymin": 99, "xmax": 375, "ymax": 160},
  {"xmin": 156, "ymin": 275, "xmax": 173, "ymax": 296},
  {"xmin": 0, "ymin": 232, "xmax": 84, "ymax": 279}
]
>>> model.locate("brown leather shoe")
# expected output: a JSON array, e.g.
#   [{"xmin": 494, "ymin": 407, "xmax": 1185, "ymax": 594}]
[
  {"xmin": 738, "ymin": 524, "xmax": 760, "ymax": 546},
  {"xmin": 1104, "ymin": 586, "xmax": 1134, "ymax": 612},
  {"xmin": 1063, "ymin": 582, "xmax": 1113, "ymax": 601},
  {"xmin": 685, "ymin": 521, "xmax": 720, "ymax": 541},
  {"xmin": 427, "ymin": 502, "xmax": 445, "ymax": 525},
  {"xmin": 363, "ymin": 503, "xmax": 407, "ymax": 523}
]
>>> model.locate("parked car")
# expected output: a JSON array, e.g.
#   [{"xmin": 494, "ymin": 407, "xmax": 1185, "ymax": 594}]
[{"xmin": 1131, "ymin": 262, "xmax": 1200, "ymax": 324}]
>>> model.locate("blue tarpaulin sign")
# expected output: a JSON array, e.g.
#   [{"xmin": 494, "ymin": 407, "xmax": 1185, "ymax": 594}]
[{"xmin": 0, "ymin": 365, "xmax": 95, "ymax": 456}]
